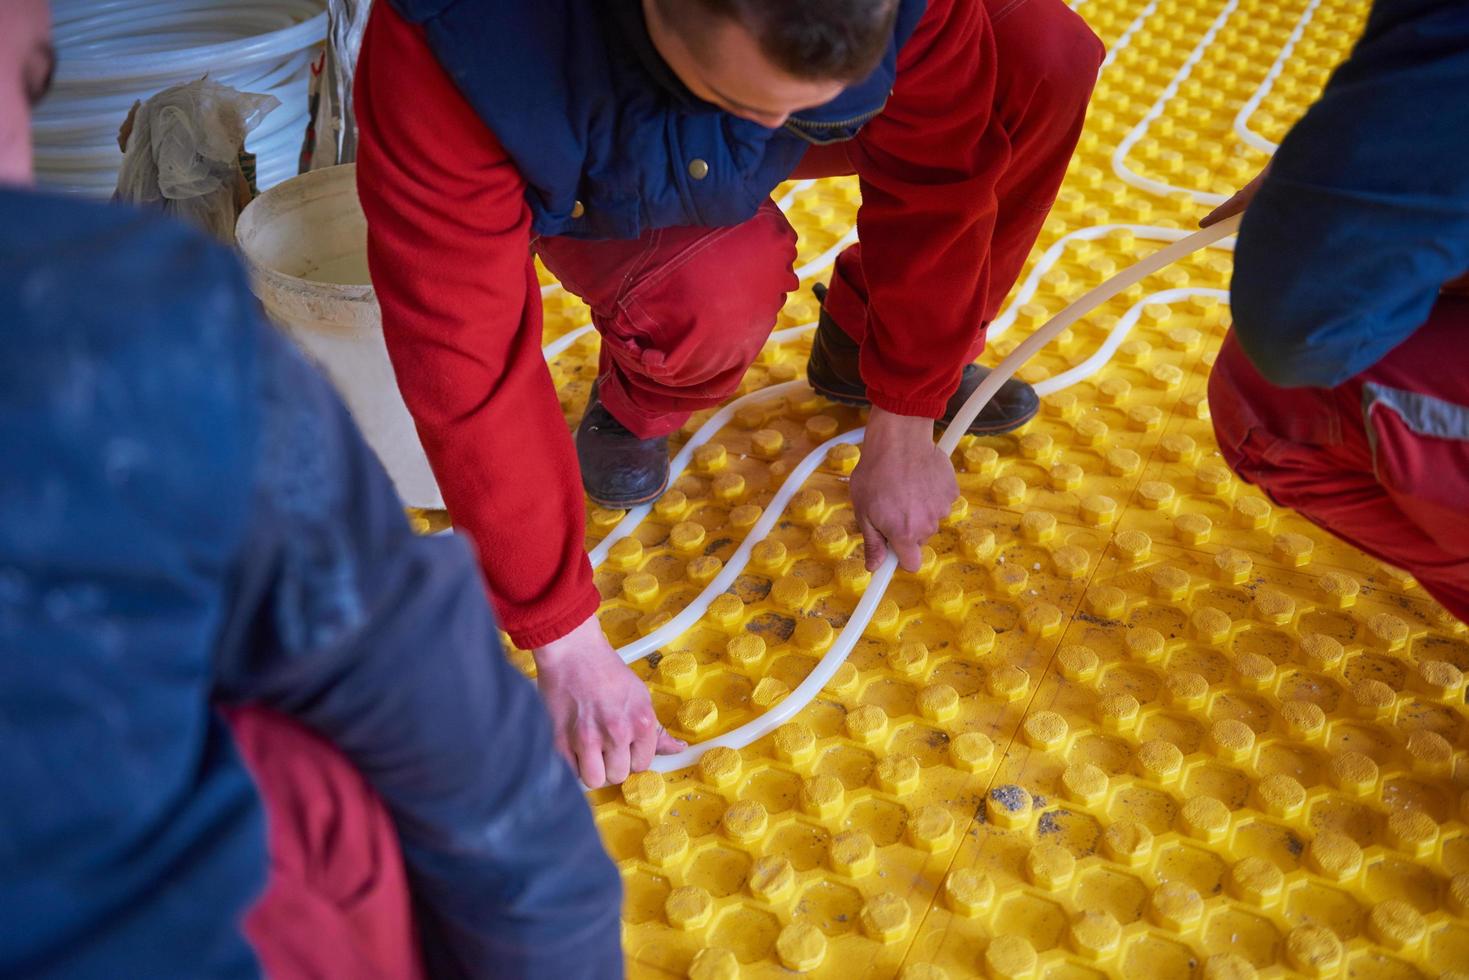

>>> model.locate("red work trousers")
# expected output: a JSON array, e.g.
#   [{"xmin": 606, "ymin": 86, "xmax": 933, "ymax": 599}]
[
  {"xmin": 223, "ymin": 706, "xmax": 426, "ymax": 980},
  {"xmin": 1209, "ymin": 295, "xmax": 1469, "ymax": 620},
  {"xmin": 535, "ymin": 0, "xmax": 1098, "ymax": 439}
]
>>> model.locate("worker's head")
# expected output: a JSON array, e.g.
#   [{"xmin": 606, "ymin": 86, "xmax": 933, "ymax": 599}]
[
  {"xmin": 0, "ymin": 0, "xmax": 53, "ymax": 185},
  {"xmin": 644, "ymin": 0, "xmax": 898, "ymax": 129}
]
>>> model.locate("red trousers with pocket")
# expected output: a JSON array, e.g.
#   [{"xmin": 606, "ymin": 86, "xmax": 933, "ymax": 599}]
[
  {"xmin": 356, "ymin": 0, "xmax": 1102, "ymax": 646},
  {"xmin": 1209, "ymin": 294, "xmax": 1469, "ymax": 620},
  {"xmin": 223, "ymin": 706, "xmax": 425, "ymax": 980}
]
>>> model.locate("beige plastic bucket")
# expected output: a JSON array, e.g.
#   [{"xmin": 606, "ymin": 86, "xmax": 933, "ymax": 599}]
[{"xmin": 236, "ymin": 164, "xmax": 444, "ymax": 510}]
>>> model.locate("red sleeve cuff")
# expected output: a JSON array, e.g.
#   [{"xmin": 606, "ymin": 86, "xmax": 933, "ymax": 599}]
[
  {"xmin": 500, "ymin": 577, "xmax": 603, "ymax": 650},
  {"xmin": 867, "ymin": 387, "xmax": 953, "ymax": 420}
]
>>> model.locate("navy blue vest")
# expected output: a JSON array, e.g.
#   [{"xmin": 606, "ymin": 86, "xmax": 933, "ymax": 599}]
[{"xmin": 388, "ymin": 0, "xmax": 927, "ymax": 240}]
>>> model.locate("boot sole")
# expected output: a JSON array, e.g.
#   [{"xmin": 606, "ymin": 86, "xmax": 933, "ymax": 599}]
[
  {"xmin": 808, "ymin": 379, "xmax": 1041, "ymax": 436},
  {"xmin": 584, "ymin": 473, "xmax": 671, "ymax": 511}
]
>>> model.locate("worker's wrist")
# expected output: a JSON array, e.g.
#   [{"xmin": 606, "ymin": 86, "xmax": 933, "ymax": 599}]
[
  {"xmin": 531, "ymin": 612, "xmax": 609, "ymax": 666},
  {"xmin": 867, "ymin": 405, "xmax": 937, "ymax": 443}
]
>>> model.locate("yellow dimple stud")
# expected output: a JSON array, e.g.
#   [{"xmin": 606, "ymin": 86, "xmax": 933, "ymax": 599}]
[
  {"xmin": 1079, "ymin": 493, "xmax": 1118, "ymax": 526},
  {"xmin": 1049, "ymin": 462, "xmax": 1084, "ymax": 491},
  {"xmin": 964, "ymin": 444, "xmax": 999, "ymax": 474},
  {"xmin": 861, "ymin": 892, "xmax": 911, "ymax": 943},
  {"xmin": 698, "ymin": 746, "xmax": 742, "ymax": 788},
  {"xmin": 1448, "ymin": 873, "xmax": 1469, "ymax": 916},
  {"xmin": 1135, "ymin": 740, "xmax": 1184, "ymax": 783},
  {"xmin": 1191, "ymin": 607, "xmax": 1233, "ymax": 644},
  {"xmin": 1369, "ymin": 898, "xmax": 1426, "ymax": 950},
  {"xmin": 1020, "ymin": 601, "xmax": 1063, "ymax": 637},
  {"xmin": 1137, "ymin": 480, "xmax": 1176, "ymax": 511},
  {"xmin": 1298, "ymin": 633, "xmax": 1344, "ymax": 672},
  {"xmin": 986, "ymin": 785, "xmax": 1033, "ymax": 829},
  {"xmin": 1166, "ymin": 670, "xmax": 1209, "ymax": 709},
  {"xmin": 1352, "ymin": 678, "xmax": 1396, "ymax": 719},
  {"xmin": 692, "ymin": 443, "xmax": 727, "ymax": 474},
  {"xmin": 1174, "ymin": 512, "xmax": 1213, "ymax": 545},
  {"xmin": 726, "ymin": 634, "xmax": 766, "ymax": 668},
  {"xmin": 729, "ymin": 503, "xmax": 763, "ymax": 529},
  {"xmin": 951, "ymin": 731, "xmax": 994, "ymax": 773},
  {"xmin": 686, "ymin": 555, "xmax": 722, "ymax": 586},
  {"xmin": 889, "ymin": 640, "xmax": 930, "ymax": 678},
  {"xmin": 750, "ymin": 428, "xmax": 785, "ymax": 459},
  {"xmin": 771, "ymin": 575, "xmax": 809, "ymax": 611},
  {"xmin": 799, "ymin": 773, "xmax": 843, "ymax": 819},
  {"xmin": 1056, "ymin": 644, "xmax": 1099, "ymax": 681},
  {"xmin": 846, "ymin": 703, "xmax": 889, "ymax": 744},
  {"xmin": 1150, "ymin": 881, "xmax": 1204, "ymax": 930},
  {"xmin": 608, "ymin": 537, "xmax": 644, "ymax": 569},
  {"xmin": 1124, "ymin": 627, "xmax": 1166, "ymax": 663},
  {"xmin": 825, "ymin": 661, "xmax": 859, "ymax": 696},
  {"xmin": 805, "ymin": 415, "xmax": 838, "ymax": 440},
  {"xmin": 665, "ymin": 886, "xmax": 714, "ymax": 930},
  {"xmin": 750, "ymin": 538, "xmax": 788, "ymax": 572},
  {"xmin": 1214, "ymin": 548, "xmax": 1253, "ymax": 584},
  {"xmin": 1087, "ymin": 585, "xmax": 1127, "ymax": 621},
  {"xmin": 1329, "ymin": 750, "xmax": 1378, "ymax": 795},
  {"xmin": 961, "ymin": 527, "xmax": 997, "ymax": 561},
  {"xmin": 788, "ymin": 488, "xmax": 825, "ymax": 525},
  {"xmin": 1387, "ymin": 809, "xmax": 1438, "ymax": 857},
  {"xmin": 643, "ymin": 822, "xmax": 690, "ymax": 868},
  {"xmin": 622, "ymin": 571, "xmax": 660, "ymax": 606},
  {"xmin": 908, "ymin": 804, "xmax": 956, "ymax": 852},
  {"xmin": 775, "ymin": 922, "xmax": 827, "ymax": 972},
  {"xmin": 1102, "ymin": 820, "xmax": 1153, "ymax": 866},
  {"xmin": 829, "ymin": 829, "xmax": 876, "ymax": 877},
  {"xmin": 988, "ymin": 664, "xmax": 1030, "ymax": 701},
  {"xmin": 1020, "ymin": 510, "xmax": 1056, "ymax": 542},
  {"xmin": 1061, "ymin": 762, "xmax": 1108, "ymax": 805},
  {"xmin": 622, "ymin": 770, "xmax": 666, "ymax": 811},
  {"xmin": 712, "ymin": 472, "xmax": 746, "ymax": 501},
  {"xmin": 721, "ymin": 799, "xmax": 768, "ymax": 844},
  {"xmin": 1417, "ymin": 659, "xmax": 1466, "ymax": 699},
  {"xmin": 668, "ymin": 521, "xmax": 707, "ymax": 555},
  {"xmin": 1368, "ymin": 612, "xmax": 1411, "ymax": 650},
  {"xmin": 1286, "ymin": 924, "xmax": 1343, "ymax": 977},
  {"xmin": 917, "ymin": 683, "xmax": 959, "ymax": 721},
  {"xmin": 876, "ymin": 754, "xmax": 922, "ymax": 795},
  {"xmin": 687, "ymin": 947, "xmax": 739, "ymax": 980},
  {"xmin": 1098, "ymin": 692, "xmax": 1140, "ymax": 732},
  {"xmin": 992, "ymin": 475, "xmax": 1028, "ymax": 507},
  {"xmin": 1069, "ymin": 911, "xmax": 1121, "ymax": 959},
  {"xmin": 985, "ymin": 935, "xmax": 1038, "ymax": 980},
  {"xmin": 1025, "ymin": 842, "xmax": 1076, "ymax": 890},
  {"xmin": 748, "ymin": 854, "xmax": 796, "ymax": 903},
  {"xmin": 1234, "ymin": 652, "xmax": 1276, "ymax": 690},
  {"xmin": 1115, "ymin": 529, "xmax": 1153, "ymax": 563},
  {"xmin": 705, "ymin": 594, "xmax": 744, "ymax": 630},
  {"xmin": 1315, "ymin": 570, "xmax": 1359, "ymax": 608},
  {"xmin": 1406, "ymin": 729, "xmax": 1454, "ymax": 775},
  {"xmin": 1230, "ymin": 855, "xmax": 1284, "ymax": 907},
  {"xmin": 658, "ymin": 652, "xmax": 699, "ymax": 693},
  {"xmin": 774, "ymin": 722, "xmax": 816, "ymax": 763},
  {"xmin": 1253, "ymin": 773, "xmax": 1306, "ymax": 819},
  {"xmin": 1308, "ymin": 830, "xmax": 1363, "ymax": 881},
  {"xmin": 926, "ymin": 580, "xmax": 966, "ymax": 618},
  {"xmin": 678, "ymin": 698, "xmax": 718, "ymax": 735},
  {"xmin": 826, "ymin": 442, "xmax": 860, "ymax": 474},
  {"xmin": 1023, "ymin": 711, "xmax": 1069, "ymax": 751},
  {"xmin": 1198, "ymin": 957, "xmax": 1257, "ymax": 980},
  {"xmin": 1252, "ymin": 590, "xmax": 1296, "ymax": 625},
  {"xmin": 1209, "ymin": 719, "xmax": 1256, "ymax": 762},
  {"xmin": 1179, "ymin": 796, "xmax": 1230, "ymax": 842},
  {"xmin": 946, "ymin": 867, "xmax": 995, "ymax": 917},
  {"xmin": 1272, "ymin": 532, "xmax": 1314, "ymax": 567},
  {"xmin": 1150, "ymin": 564, "xmax": 1191, "ymax": 601},
  {"xmin": 1232, "ymin": 496, "xmax": 1271, "ymax": 530},
  {"xmin": 654, "ymin": 490, "xmax": 690, "ymax": 521},
  {"xmin": 811, "ymin": 523, "xmax": 849, "ymax": 559}
]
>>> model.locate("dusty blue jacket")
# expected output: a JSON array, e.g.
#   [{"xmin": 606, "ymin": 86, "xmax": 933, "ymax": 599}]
[
  {"xmin": 0, "ymin": 190, "xmax": 620, "ymax": 979},
  {"xmin": 391, "ymin": 0, "xmax": 926, "ymax": 239},
  {"xmin": 1232, "ymin": 0, "xmax": 1469, "ymax": 386}
]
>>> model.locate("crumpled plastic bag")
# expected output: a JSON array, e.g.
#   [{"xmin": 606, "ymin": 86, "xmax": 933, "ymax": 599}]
[{"xmin": 114, "ymin": 78, "xmax": 280, "ymax": 241}]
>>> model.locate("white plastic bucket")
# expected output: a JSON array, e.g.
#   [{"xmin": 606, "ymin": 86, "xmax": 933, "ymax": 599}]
[{"xmin": 236, "ymin": 163, "xmax": 444, "ymax": 509}]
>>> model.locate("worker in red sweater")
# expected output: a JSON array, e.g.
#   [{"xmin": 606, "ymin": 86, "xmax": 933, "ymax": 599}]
[{"xmin": 355, "ymin": 0, "xmax": 1103, "ymax": 786}]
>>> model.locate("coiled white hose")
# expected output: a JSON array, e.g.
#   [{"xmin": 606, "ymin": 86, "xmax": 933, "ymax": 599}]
[
  {"xmin": 646, "ymin": 213, "xmax": 1243, "ymax": 773},
  {"xmin": 36, "ymin": 0, "xmax": 327, "ymax": 196}
]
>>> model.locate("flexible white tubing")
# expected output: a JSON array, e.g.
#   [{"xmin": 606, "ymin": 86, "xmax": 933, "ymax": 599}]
[
  {"xmin": 989, "ymin": 223, "xmax": 1235, "ymax": 341},
  {"xmin": 647, "ymin": 213, "xmax": 1243, "ymax": 772},
  {"xmin": 1110, "ymin": 0, "xmax": 1239, "ymax": 205},
  {"xmin": 1231, "ymin": 0, "xmax": 1323, "ymax": 154},
  {"xmin": 36, "ymin": 0, "xmax": 327, "ymax": 196}
]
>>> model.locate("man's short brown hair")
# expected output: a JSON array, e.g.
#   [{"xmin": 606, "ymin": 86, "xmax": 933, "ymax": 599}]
[{"xmin": 655, "ymin": 0, "xmax": 901, "ymax": 82}]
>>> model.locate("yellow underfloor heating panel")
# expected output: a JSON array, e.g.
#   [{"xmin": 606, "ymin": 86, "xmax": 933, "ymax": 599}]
[{"xmin": 496, "ymin": 0, "xmax": 1469, "ymax": 975}]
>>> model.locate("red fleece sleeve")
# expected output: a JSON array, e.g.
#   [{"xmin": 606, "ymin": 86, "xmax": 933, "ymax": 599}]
[
  {"xmin": 354, "ymin": 3, "xmax": 599, "ymax": 648},
  {"xmin": 847, "ymin": 0, "xmax": 1008, "ymax": 419}
]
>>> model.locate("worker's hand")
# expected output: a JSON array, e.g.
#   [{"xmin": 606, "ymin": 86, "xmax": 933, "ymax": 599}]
[
  {"xmin": 533, "ymin": 614, "xmax": 685, "ymax": 787},
  {"xmin": 850, "ymin": 407, "xmax": 958, "ymax": 572},
  {"xmin": 1201, "ymin": 163, "xmax": 1271, "ymax": 227}
]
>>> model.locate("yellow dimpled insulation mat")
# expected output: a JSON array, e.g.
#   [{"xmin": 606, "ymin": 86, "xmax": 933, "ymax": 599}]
[{"xmin": 515, "ymin": 0, "xmax": 1469, "ymax": 976}]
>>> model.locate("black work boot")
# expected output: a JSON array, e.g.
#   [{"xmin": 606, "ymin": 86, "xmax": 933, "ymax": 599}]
[
  {"xmin": 575, "ymin": 382, "xmax": 670, "ymax": 508},
  {"xmin": 806, "ymin": 283, "xmax": 1040, "ymax": 435}
]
